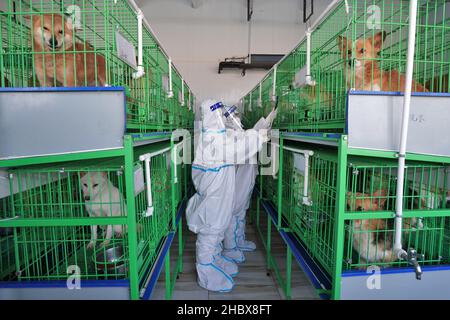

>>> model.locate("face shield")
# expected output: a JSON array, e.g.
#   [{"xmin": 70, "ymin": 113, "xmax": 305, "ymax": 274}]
[
  {"xmin": 201, "ymin": 100, "xmax": 226, "ymax": 131},
  {"xmin": 223, "ymin": 105, "xmax": 244, "ymax": 131}
]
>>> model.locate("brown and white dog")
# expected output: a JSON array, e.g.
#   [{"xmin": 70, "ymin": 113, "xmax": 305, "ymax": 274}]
[
  {"xmin": 347, "ymin": 190, "xmax": 421, "ymax": 266},
  {"xmin": 31, "ymin": 14, "xmax": 106, "ymax": 87},
  {"xmin": 338, "ymin": 31, "xmax": 428, "ymax": 92}
]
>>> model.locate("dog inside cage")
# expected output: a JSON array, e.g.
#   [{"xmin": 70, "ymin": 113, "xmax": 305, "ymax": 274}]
[
  {"xmin": 345, "ymin": 163, "xmax": 449, "ymax": 269},
  {"xmin": 0, "ymin": 149, "xmax": 175, "ymax": 282},
  {"xmin": 0, "ymin": 0, "xmax": 194, "ymax": 132},
  {"xmin": 269, "ymin": 0, "xmax": 450, "ymax": 132}
]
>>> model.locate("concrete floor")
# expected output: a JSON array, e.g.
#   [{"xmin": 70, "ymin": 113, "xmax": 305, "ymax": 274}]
[{"xmin": 150, "ymin": 209, "xmax": 320, "ymax": 300}]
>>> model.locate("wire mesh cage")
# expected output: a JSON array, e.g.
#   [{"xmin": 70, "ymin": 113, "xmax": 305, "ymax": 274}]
[
  {"xmin": 0, "ymin": 0, "xmax": 194, "ymax": 132},
  {"xmin": 262, "ymin": 146, "xmax": 450, "ymax": 277},
  {"xmin": 242, "ymin": 0, "xmax": 450, "ymax": 132},
  {"xmin": 0, "ymin": 145, "xmax": 182, "ymax": 296}
]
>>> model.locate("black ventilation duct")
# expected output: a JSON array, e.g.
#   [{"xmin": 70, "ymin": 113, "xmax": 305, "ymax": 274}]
[{"xmin": 218, "ymin": 54, "xmax": 283, "ymax": 76}]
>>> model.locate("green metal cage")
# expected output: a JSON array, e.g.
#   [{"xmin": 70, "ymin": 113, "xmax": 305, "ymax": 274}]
[
  {"xmin": 0, "ymin": 140, "xmax": 186, "ymax": 298},
  {"xmin": 259, "ymin": 141, "xmax": 449, "ymax": 296},
  {"xmin": 242, "ymin": 0, "xmax": 450, "ymax": 132},
  {"xmin": 0, "ymin": 0, "xmax": 194, "ymax": 132}
]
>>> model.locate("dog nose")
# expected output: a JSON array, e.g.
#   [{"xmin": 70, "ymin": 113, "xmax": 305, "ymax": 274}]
[
  {"xmin": 84, "ymin": 196, "xmax": 90, "ymax": 201},
  {"xmin": 49, "ymin": 37, "xmax": 58, "ymax": 48}
]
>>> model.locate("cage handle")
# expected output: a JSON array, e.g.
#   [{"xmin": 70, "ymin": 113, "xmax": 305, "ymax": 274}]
[
  {"xmin": 139, "ymin": 147, "xmax": 171, "ymax": 217},
  {"xmin": 167, "ymin": 58, "xmax": 174, "ymax": 98},
  {"xmin": 133, "ymin": 9, "xmax": 145, "ymax": 79}
]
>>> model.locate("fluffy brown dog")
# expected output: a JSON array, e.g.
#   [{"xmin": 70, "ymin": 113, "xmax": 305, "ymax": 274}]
[
  {"xmin": 347, "ymin": 189, "xmax": 423, "ymax": 266},
  {"xmin": 32, "ymin": 14, "xmax": 106, "ymax": 87},
  {"xmin": 338, "ymin": 32, "xmax": 427, "ymax": 92}
]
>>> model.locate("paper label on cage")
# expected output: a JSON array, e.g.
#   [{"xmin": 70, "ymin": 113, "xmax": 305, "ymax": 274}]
[
  {"xmin": 293, "ymin": 153, "xmax": 306, "ymax": 174},
  {"xmin": 134, "ymin": 164, "xmax": 145, "ymax": 196},
  {"xmin": 115, "ymin": 31, "xmax": 137, "ymax": 69},
  {"xmin": 293, "ymin": 67, "xmax": 307, "ymax": 89},
  {"xmin": 178, "ymin": 90, "xmax": 184, "ymax": 105},
  {"xmin": 162, "ymin": 74, "xmax": 170, "ymax": 93}
]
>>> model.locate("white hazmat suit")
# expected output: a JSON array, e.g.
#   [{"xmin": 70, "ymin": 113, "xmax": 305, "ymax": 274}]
[
  {"xmin": 186, "ymin": 99, "xmax": 268, "ymax": 292},
  {"xmin": 223, "ymin": 106, "xmax": 276, "ymax": 263},
  {"xmin": 222, "ymin": 106, "xmax": 278, "ymax": 263}
]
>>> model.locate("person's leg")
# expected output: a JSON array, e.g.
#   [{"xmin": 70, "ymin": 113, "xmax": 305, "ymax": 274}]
[
  {"xmin": 223, "ymin": 164, "xmax": 258, "ymax": 261},
  {"xmin": 187, "ymin": 166, "xmax": 238, "ymax": 291},
  {"xmin": 196, "ymin": 233, "xmax": 235, "ymax": 292},
  {"xmin": 222, "ymin": 216, "xmax": 246, "ymax": 263}
]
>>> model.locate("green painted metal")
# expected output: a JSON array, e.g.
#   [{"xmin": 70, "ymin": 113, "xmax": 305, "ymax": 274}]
[
  {"xmin": 0, "ymin": 134, "xmax": 188, "ymax": 300},
  {"xmin": 0, "ymin": 0, "xmax": 194, "ymax": 132},
  {"xmin": 241, "ymin": 0, "xmax": 450, "ymax": 132},
  {"xmin": 255, "ymin": 135, "xmax": 449, "ymax": 300},
  {"xmin": 330, "ymin": 135, "xmax": 348, "ymax": 300}
]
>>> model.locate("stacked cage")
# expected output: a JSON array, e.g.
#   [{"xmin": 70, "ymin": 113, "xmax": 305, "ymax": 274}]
[
  {"xmin": 264, "ymin": 147, "xmax": 449, "ymax": 274},
  {"xmin": 0, "ymin": 0, "xmax": 194, "ymax": 132},
  {"xmin": 249, "ymin": 0, "xmax": 450, "ymax": 300},
  {"xmin": 242, "ymin": 0, "xmax": 450, "ymax": 132},
  {"xmin": 0, "ymin": 0, "xmax": 193, "ymax": 300}
]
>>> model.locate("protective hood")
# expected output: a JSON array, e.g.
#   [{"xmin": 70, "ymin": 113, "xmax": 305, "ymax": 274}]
[
  {"xmin": 223, "ymin": 105, "xmax": 244, "ymax": 131},
  {"xmin": 200, "ymin": 99, "xmax": 226, "ymax": 132}
]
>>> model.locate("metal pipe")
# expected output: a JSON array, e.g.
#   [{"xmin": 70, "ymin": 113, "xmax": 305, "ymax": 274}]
[
  {"xmin": 168, "ymin": 58, "xmax": 174, "ymax": 98},
  {"xmin": 277, "ymin": 144, "xmax": 314, "ymax": 205},
  {"xmin": 394, "ymin": 0, "xmax": 418, "ymax": 260},
  {"xmin": 128, "ymin": 0, "xmax": 192, "ymax": 93},
  {"xmin": 133, "ymin": 8, "xmax": 145, "ymax": 79},
  {"xmin": 139, "ymin": 147, "xmax": 171, "ymax": 217},
  {"xmin": 181, "ymin": 78, "xmax": 185, "ymax": 106},
  {"xmin": 259, "ymin": 82, "xmax": 262, "ymax": 107},
  {"xmin": 247, "ymin": 16, "xmax": 252, "ymax": 64},
  {"xmin": 305, "ymin": 28, "xmax": 316, "ymax": 86},
  {"xmin": 272, "ymin": 64, "xmax": 277, "ymax": 102},
  {"xmin": 171, "ymin": 142, "xmax": 184, "ymax": 184}
]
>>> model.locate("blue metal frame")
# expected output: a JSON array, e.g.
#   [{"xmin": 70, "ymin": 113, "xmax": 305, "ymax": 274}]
[
  {"xmin": 260, "ymin": 198, "xmax": 332, "ymax": 299},
  {"xmin": 131, "ymin": 132, "xmax": 173, "ymax": 139},
  {"xmin": 0, "ymin": 280, "xmax": 129, "ymax": 289},
  {"xmin": 283, "ymin": 132, "xmax": 342, "ymax": 140},
  {"xmin": 342, "ymin": 264, "xmax": 450, "ymax": 277},
  {"xmin": 141, "ymin": 200, "xmax": 186, "ymax": 300},
  {"xmin": 0, "ymin": 200, "xmax": 186, "ymax": 300}
]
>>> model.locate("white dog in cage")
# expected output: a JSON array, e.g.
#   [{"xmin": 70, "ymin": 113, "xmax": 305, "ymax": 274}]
[{"xmin": 80, "ymin": 171, "xmax": 127, "ymax": 249}]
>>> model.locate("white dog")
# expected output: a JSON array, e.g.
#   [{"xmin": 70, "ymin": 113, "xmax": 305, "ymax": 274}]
[{"xmin": 80, "ymin": 171, "xmax": 127, "ymax": 248}]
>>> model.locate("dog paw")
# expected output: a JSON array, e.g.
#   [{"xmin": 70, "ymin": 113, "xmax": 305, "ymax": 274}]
[{"xmin": 87, "ymin": 241, "xmax": 96, "ymax": 250}]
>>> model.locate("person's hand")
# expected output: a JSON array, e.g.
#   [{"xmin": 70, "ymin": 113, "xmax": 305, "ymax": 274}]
[
  {"xmin": 266, "ymin": 108, "xmax": 278, "ymax": 127},
  {"xmin": 259, "ymin": 129, "xmax": 270, "ymax": 143}
]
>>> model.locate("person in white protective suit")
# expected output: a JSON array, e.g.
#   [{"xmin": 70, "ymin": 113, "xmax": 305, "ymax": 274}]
[
  {"xmin": 185, "ymin": 99, "xmax": 269, "ymax": 292},
  {"xmin": 221, "ymin": 105, "xmax": 277, "ymax": 263}
]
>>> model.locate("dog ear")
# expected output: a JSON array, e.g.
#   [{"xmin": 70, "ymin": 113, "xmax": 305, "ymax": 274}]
[
  {"xmin": 64, "ymin": 16, "xmax": 74, "ymax": 30},
  {"xmin": 101, "ymin": 172, "xmax": 108, "ymax": 179},
  {"xmin": 22, "ymin": 15, "xmax": 38, "ymax": 25},
  {"xmin": 373, "ymin": 189, "xmax": 387, "ymax": 208},
  {"xmin": 337, "ymin": 35, "xmax": 347, "ymax": 52},
  {"xmin": 371, "ymin": 31, "xmax": 387, "ymax": 52},
  {"xmin": 79, "ymin": 171, "xmax": 87, "ymax": 178}
]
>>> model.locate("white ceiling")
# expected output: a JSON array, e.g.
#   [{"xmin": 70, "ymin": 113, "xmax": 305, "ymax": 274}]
[{"xmin": 136, "ymin": 0, "xmax": 330, "ymax": 108}]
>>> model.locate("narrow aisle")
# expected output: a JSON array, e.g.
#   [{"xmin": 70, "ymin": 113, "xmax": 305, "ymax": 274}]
[{"xmin": 151, "ymin": 212, "xmax": 320, "ymax": 300}]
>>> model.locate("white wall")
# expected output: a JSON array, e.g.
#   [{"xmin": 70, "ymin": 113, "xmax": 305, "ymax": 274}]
[{"xmin": 136, "ymin": 0, "xmax": 329, "ymax": 109}]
